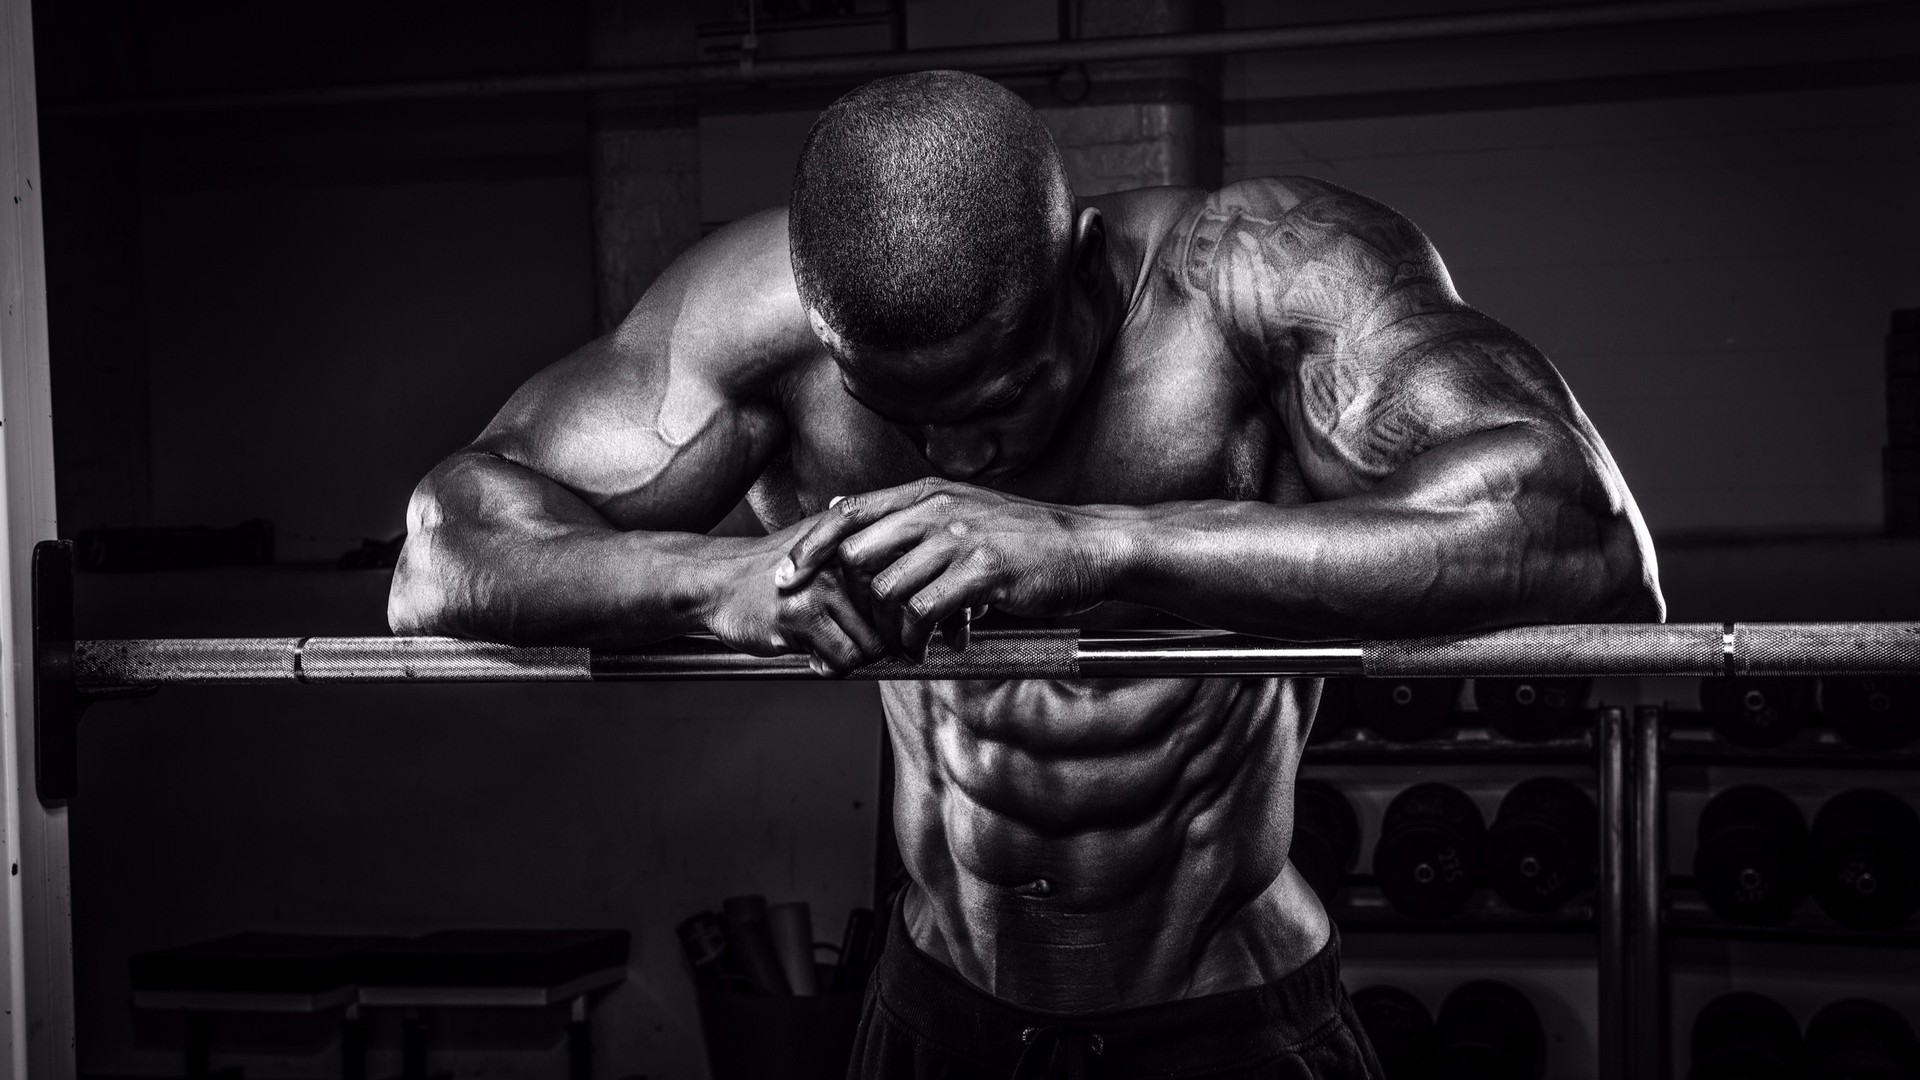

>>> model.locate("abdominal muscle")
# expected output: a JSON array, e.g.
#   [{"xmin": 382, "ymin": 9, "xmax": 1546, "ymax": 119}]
[{"xmin": 879, "ymin": 675, "xmax": 1332, "ymax": 1012}]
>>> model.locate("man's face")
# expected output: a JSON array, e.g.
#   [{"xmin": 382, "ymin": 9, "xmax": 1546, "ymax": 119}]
[{"xmin": 817, "ymin": 280, "xmax": 1091, "ymax": 485}]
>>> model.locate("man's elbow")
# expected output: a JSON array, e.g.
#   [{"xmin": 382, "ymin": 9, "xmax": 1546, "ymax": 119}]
[
  {"xmin": 1588, "ymin": 505, "xmax": 1665, "ymax": 625},
  {"xmin": 1609, "ymin": 561, "xmax": 1667, "ymax": 624},
  {"xmin": 386, "ymin": 539, "xmax": 443, "ymax": 636},
  {"xmin": 386, "ymin": 478, "xmax": 462, "ymax": 636}
]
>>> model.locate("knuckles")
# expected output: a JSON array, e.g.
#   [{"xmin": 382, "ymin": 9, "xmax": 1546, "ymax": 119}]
[{"xmin": 835, "ymin": 538, "xmax": 872, "ymax": 570}]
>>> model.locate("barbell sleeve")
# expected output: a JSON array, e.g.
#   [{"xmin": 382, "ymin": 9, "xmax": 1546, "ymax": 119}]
[{"xmin": 62, "ymin": 623, "xmax": 1920, "ymax": 687}]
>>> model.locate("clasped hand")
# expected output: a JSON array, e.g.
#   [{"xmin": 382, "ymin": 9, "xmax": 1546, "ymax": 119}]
[{"xmin": 773, "ymin": 479, "xmax": 1115, "ymax": 671}]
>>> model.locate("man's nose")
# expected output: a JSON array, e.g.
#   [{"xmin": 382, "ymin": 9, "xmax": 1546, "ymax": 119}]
[{"xmin": 921, "ymin": 426, "xmax": 997, "ymax": 480}]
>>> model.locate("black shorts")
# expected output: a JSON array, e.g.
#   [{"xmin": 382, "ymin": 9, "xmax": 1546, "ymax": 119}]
[{"xmin": 847, "ymin": 896, "xmax": 1381, "ymax": 1079}]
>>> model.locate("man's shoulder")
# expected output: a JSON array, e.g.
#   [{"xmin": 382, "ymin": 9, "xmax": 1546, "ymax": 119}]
[
  {"xmin": 1096, "ymin": 178, "xmax": 1349, "ymax": 294},
  {"xmin": 610, "ymin": 206, "xmax": 820, "ymax": 397},
  {"xmin": 1150, "ymin": 177, "xmax": 1446, "ymax": 304}
]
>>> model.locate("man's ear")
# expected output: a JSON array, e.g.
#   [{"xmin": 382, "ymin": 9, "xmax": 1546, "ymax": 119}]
[{"xmin": 1071, "ymin": 206, "xmax": 1105, "ymax": 285}]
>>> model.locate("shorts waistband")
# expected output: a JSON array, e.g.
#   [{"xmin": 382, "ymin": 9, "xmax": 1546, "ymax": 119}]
[{"xmin": 870, "ymin": 891, "xmax": 1345, "ymax": 1074}]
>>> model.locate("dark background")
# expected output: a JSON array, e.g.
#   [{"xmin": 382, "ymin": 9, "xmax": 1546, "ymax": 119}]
[{"xmin": 31, "ymin": 0, "xmax": 1920, "ymax": 1076}]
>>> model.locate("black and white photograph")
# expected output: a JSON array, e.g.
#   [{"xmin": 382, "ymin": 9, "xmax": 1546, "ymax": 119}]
[{"xmin": 0, "ymin": 1, "xmax": 1916, "ymax": 1077}]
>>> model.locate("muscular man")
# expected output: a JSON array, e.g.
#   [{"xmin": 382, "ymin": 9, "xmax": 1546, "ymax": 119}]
[{"xmin": 390, "ymin": 71, "xmax": 1662, "ymax": 1078}]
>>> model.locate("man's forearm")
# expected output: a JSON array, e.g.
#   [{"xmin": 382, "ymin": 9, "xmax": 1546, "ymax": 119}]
[
  {"xmin": 1096, "ymin": 428, "xmax": 1661, "ymax": 639},
  {"xmin": 388, "ymin": 451, "xmax": 746, "ymax": 648}
]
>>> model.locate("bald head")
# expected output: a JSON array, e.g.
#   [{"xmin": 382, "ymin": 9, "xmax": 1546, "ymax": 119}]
[{"xmin": 788, "ymin": 70, "xmax": 1074, "ymax": 355}]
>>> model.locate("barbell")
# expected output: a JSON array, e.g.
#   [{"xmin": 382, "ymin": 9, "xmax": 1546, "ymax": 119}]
[
  {"xmin": 29, "ymin": 540, "xmax": 1920, "ymax": 802},
  {"xmin": 60, "ymin": 616, "xmax": 1920, "ymax": 685}
]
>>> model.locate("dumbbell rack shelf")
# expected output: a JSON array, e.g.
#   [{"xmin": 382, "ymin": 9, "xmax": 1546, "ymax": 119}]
[{"xmin": 1633, "ymin": 702, "xmax": 1920, "ymax": 1079}]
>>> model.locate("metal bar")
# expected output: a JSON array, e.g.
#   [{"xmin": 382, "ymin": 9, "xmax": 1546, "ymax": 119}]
[
  {"xmin": 1596, "ymin": 706, "xmax": 1628, "ymax": 1080},
  {"xmin": 1632, "ymin": 705, "xmax": 1668, "ymax": 1080},
  {"xmin": 47, "ymin": 0, "xmax": 1890, "ymax": 117},
  {"xmin": 63, "ymin": 622, "xmax": 1920, "ymax": 687}
]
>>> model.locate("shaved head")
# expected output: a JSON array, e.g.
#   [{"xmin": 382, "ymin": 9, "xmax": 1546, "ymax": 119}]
[{"xmin": 788, "ymin": 70, "xmax": 1074, "ymax": 355}]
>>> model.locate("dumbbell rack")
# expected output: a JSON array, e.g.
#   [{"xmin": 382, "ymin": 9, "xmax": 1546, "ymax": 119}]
[
  {"xmin": 1628, "ymin": 701, "xmax": 1920, "ymax": 1079},
  {"xmin": 1303, "ymin": 704, "xmax": 1633, "ymax": 1080}
]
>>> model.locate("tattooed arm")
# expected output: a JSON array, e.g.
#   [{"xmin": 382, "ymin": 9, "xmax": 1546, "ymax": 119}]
[{"xmin": 1108, "ymin": 176, "xmax": 1664, "ymax": 636}]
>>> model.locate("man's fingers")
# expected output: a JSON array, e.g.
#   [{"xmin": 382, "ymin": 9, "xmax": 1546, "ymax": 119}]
[
  {"xmin": 836, "ymin": 513, "xmax": 936, "ymax": 576},
  {"xmin": 800, "ymin": 613, "xmax": 872, "ymax": 676},
  {"xmin": 777, "ymin": 480, "xmax": 943, "ymax": 590},
  {"xmin": 868, "ymin": 541, "xmax": 954, "ymax": 605},
  {"xmin": 776, "ymin": 566, "xmax": 890, "ymax": 671},
  {"xmin": 900, "ymin": 563, "xmax": 986, "ymax": 661},
  {"xmin": 822, "ymin": 589, "xmax": 887, "ymax": 664},
  {"xmin": 867, "ymin": 545, "xmax": 956, "ymax": 658}
]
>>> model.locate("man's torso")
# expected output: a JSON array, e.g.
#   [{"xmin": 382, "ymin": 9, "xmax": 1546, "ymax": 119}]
[{"xmin": 748, "ymin": 185, "xmax": 1333, "ymax": 1011}]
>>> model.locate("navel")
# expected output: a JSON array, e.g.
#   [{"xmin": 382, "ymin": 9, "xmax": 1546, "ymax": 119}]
[{"xmin": 1013, "ymin": 878, "xmax": 1055, "ymax": 899}]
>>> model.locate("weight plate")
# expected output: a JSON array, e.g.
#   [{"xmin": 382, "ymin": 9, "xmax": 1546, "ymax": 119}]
[
  {"xmin": 1488, "ymin": 777, "xmax": 1598, "ymax": 913},
  {"xmin": 1375, "ymin": 783, "xmax": 1486, "ymax": 919},
  {"xmin": 1695, "ymin": 786, "xmax": 1809, "ymax": 925}
]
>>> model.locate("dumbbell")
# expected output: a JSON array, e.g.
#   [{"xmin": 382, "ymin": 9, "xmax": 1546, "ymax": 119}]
[
  {"xmin": 1355, "ymin": 678, "xmax": 1461, "ymax": 742},
  {"xmin": 1310, "ymin": 677, "xmax": 1356, "ymax": 745},
  {"xmin": 1806, "ymin": 999, "xmax": 1919, "ymax": 1080},
  {"xmin": 1487, "ymin": 777, "xmax": 1598, "ymax": 914},
  {"xmin": 1351, "ymin": 985, "xmax": 1436, "ymax": 1079},
  {"xmin": 1374, "ymin": 782, "xmax": 1486, "ymax": 919},
  {"xmin": 1475, "ymin": 677, "xmax": 1593, "ymax": 742},
  {"xmin": 1810, "ymin": 789, "xmax": 1920, "ymax": 930},
  {"xmin": 1694, "ymin": 785, "xmax": 1809, "ymax": 925},
  {"xmin": 1292, "ymin": 779, "xmax": 1360, "ymax": 905},
  {"xmin": 1822, "ymin": 677, "xmax": 1920, "ymax": 751},
  {"xmin": 1689, "ymin": 992, "xmax": 1801, "ymax": 1080},
  {"xmin": 1430, "ymin": 980, "xmax": 1544, "ymax": 1080},
  {"xmin": 1700, "ymin": 676, "xmax": 1815, "ymax": 749}
]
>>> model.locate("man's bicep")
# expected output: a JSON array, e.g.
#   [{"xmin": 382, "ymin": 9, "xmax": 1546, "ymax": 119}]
[
  {"xmin": 1288, "ymin": 322, "xmax": 1584, "ymax": 498},
  {"xmin": 473, "ymin": 333, "xmax": 785, "ymax": 534},
  {"xmin": 1182, "ymin": 177, "xmax": 1585, "ymax": 497},
  {"xmin": 473, "ymin": 210, "xmax": 804, "ymax": 532}
]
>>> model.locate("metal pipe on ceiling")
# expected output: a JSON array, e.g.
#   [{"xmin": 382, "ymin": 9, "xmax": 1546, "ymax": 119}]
[{"xmin": 49, "ymin": 0, "xmax": 1894, "ymax": 118}]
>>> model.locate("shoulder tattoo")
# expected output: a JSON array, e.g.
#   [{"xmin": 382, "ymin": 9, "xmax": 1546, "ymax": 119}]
[{"xmin": 1180, "ymin": 179, "xmax": 1567, "ymax": 483}]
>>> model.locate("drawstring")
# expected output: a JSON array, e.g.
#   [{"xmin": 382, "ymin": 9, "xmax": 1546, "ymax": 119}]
[{"xmin": 1012, "ymin": 1025, "xmax": 1106, "ymax": 1080}]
